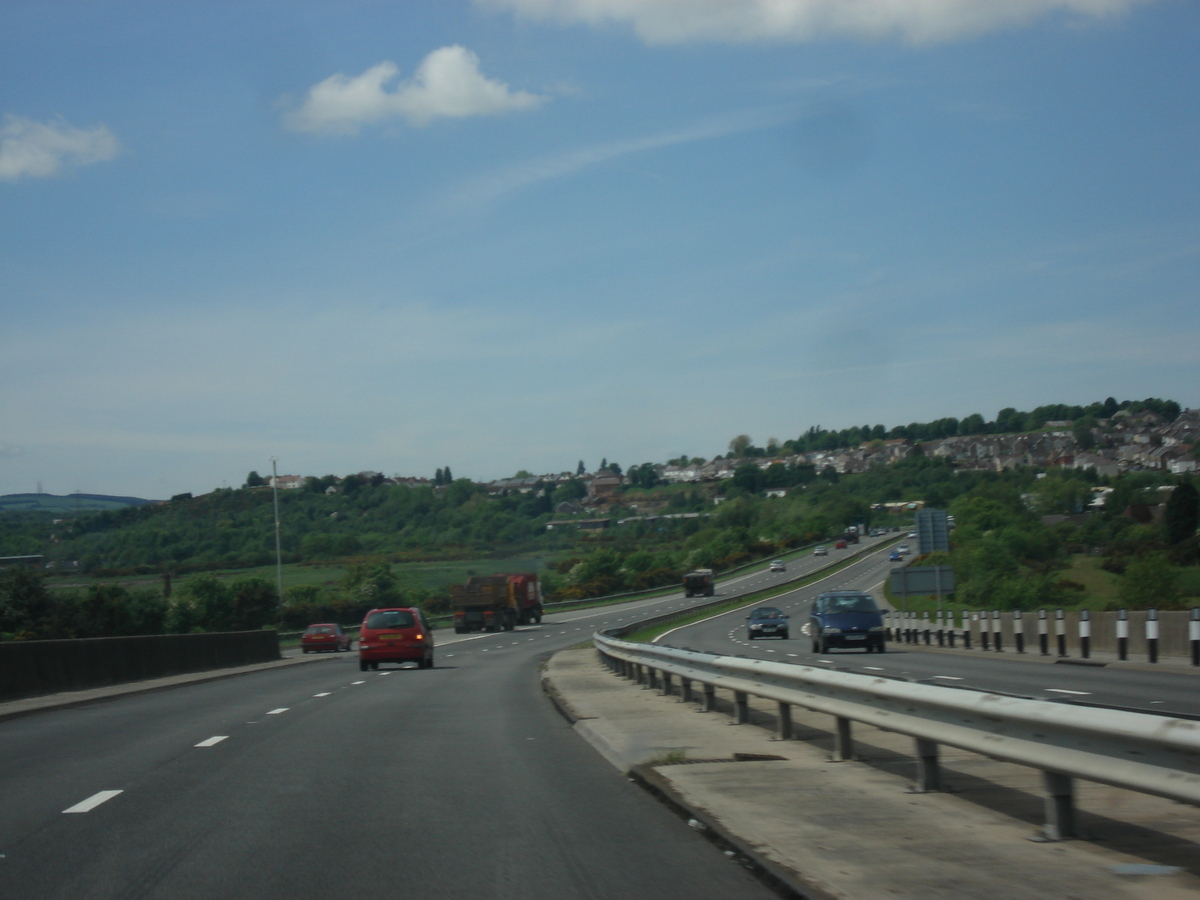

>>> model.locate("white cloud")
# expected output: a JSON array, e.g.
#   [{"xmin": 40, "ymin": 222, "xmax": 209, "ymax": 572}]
[
  {"xmin": 477, "ymin": 0, "xmax": 1147, "ymax": 45},
  {"xmin": 0, "ymin": 115, "xmax": 120, "ymax": 181},
  {"xmin": 285, "ymin": 45, "xmax": 545, "ymax": 134}
]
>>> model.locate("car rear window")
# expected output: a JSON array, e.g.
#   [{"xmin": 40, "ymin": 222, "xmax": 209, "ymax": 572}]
[
  {"xmin": 365, "ymin": 610, "xmax": 416, "ymax": 630},
  {"xmin": 305, "ymin": 625, "xmax": 333, "ymax": 634}
]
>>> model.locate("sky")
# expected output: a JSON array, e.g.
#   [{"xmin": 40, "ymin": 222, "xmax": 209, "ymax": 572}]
[{"xmin": 1, "ymin": 0, "xmax": 1198, "ymax": 499}]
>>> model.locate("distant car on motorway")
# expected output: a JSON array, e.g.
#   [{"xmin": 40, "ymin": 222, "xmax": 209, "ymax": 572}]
[
  {"xmin": 907, "ymin": 531, "xmax": 917, "ymax": 538},
  {"xmin": 813, "ymin": 546, "xmax": 828, "ymax": 556},
  {"xmin": 810, "ymin": 592, "xmax": 886, "ymax": 653},
  {"xmin": 769, "ymin": 559, "xmax": 786, "ymax": 572},
  {"xmin": 889, "ymin": 550, "xmax": 903, "ymax": 562},
  {"xmin": 835, "ymin": 539, "xmax": 847, "ymax": 549},
  {"xmin": 359, "ymin": 607, "xmax": 434, "ymax": 671},
  {"xmin": 301, "ymin": 623, "xmax": 352, "ymax": 653},
  {"xmin": 897, "ymin": 544, "xmax": 910, "ymax": 555},
  {"xmin": 746, "ymin": 606, "xmax": 789, "ymax": 640}
]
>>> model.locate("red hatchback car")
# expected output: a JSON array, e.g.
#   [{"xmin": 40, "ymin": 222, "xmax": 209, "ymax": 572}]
[
  {"xmin": 301, "ymin": 623, "xmax": 352, "ymax": 653},
  {"xmin": 358, "ymin": 607, "xmax": 434, "ymax": 671}
]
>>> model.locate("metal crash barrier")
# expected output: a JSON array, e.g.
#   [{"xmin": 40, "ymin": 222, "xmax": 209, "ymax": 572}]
[{"xmin": 593, "ymin": 631, "xmax": 1200, "ymax": 841}]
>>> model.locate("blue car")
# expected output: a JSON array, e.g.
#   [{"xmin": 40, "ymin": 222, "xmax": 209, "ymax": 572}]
[
  {"xmin": 810, "ymin": 591, "xmax": 886, "ymax": 654},
  {"xmin": 889, "ymin": 550, "xmax": 903, "ymax": 561}
]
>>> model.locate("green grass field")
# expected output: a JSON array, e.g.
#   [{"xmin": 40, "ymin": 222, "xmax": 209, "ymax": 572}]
[{"xmin": 45, "ymin": 553, "xmax": 560, "ymax": 595}]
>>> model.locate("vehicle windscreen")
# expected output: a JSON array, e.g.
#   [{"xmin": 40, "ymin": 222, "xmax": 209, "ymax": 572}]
[
  {"xmin": 752, "ymin": 609, "xmax": 784, "ymax": 619},
  {"xmin": 816, "ymin": 596, "xmax": 878, "ymax": 614},
  {"xmin": 365, "ymin": 610, "xmax": 416, "ymax": 630},
  {"xmin": 305, "ymin": 626, "xmax": 333, "ymax": 634}
]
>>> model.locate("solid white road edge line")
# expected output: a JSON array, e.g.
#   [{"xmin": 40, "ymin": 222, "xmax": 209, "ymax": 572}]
[{"xmin": 63, "ymin": 790, "xmax": 123, "ymax": 813}]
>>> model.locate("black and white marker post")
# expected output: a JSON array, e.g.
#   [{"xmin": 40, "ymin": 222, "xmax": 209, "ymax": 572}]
[
  {"xmin": 1117, "ymin": 608, "xmax": 1128, "ymax": 661},
  {"xmin": 1079, "ymin": 608, "xmax": 1091, "ymax": 660},
  {"xmin": 1056, "ymin": 608, "xmax": 1067, "ymax": 658},
  {"xmin": 1146, "ymin": 607, "xmax": 1159, "ymax": 664},
  {"xmin": 1013, "ymin": 609, "xmax": 1025, "ymax": 654},
  {"xmin": 992, "ymin": 610, "xmax": 1003, "ymax": 652},
  {"xmin": 1191, "ymin": 607, "xmax": 1200, "ymax": 667},
  {"xmin": 980, "ymin": 612, "xmax": 990, "ymax": 651},
  {"xmin": 1038, "ymin": 608, "xmax": 1049, "ymax": 656}
]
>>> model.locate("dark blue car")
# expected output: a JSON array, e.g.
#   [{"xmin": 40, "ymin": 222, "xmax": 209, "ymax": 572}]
[{"xmin": 810, "ymin": 591, "xmax": 886, "ymax": 654}]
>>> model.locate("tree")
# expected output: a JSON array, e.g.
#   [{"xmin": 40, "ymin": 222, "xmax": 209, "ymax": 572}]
[
  {"xmin": 577, "ymin": 460, "xmax": 586, "ymax": 475},
  {"xmin": 444, "ymin": 466, "xmax": 452, "ymax": 482},
  {"xmin": 1165, "ymin": 481, "xmax": 1199, "ymax": 546},
  {"xmin": 245, "ymin": 471, "xmax": 265, "ymax": 488},
  {"xmin": 728, "ymin": 435, "xmax": 752, "ymax": 457},
  {"xmin": 1118, "ymin": 552, "xmax": 1180, "ymax": 608},
  {"xmin": 434, "ymin": 468, "xmax": 444, "ymax": 486},
  {"xmin": 0, "ymin": 566, "xmax": 52, "ymax": 637},
  {"xmin": 732, "ymin": 463, "xmax": 762, "ymax": 493},
  {"xmin": 1072, "ymin": 416, "xmax": 1096, "ymax": 450}
]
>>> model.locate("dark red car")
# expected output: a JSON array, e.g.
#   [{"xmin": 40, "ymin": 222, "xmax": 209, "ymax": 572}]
[
  {"xmin": 359, "ymin": 607, "xmax": 434, "ymax": 671},
  {"xmin": 301, "ymin": 623, "xmax": 352, "ymax": 653}
]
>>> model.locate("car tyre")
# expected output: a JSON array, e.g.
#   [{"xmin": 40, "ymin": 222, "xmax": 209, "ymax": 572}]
[{"xmin": 359, "ymin": 659, "xmax": 368, "ymax": 672}]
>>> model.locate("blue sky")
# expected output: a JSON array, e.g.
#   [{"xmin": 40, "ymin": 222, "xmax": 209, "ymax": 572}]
[{"xmin": 2, "ymin": 0, "xmax": 1197, "ymax": 498}]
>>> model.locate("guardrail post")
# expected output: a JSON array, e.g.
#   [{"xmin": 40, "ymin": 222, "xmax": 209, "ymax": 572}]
[
  {"xmin": 702, "ymin": 683, "xmax": 716, "ymax": 712},
  {"xmin": 980, "ymin": 613, "xmax": 990, "ymax": 651},
  {"xmin": 948, "ymin": 610, "xmax": 957, "ymax": 648},
  {"xmin": 962, "ymin": 614, "xmax": 971, "ymax": 650},
  {"xmin": 1013, "ymin": 609, "xmax": 1024, "ymax": 654},
  {"xmin": 1191, "ymin": 608, "xmax": 1200, "ymax": 667},
  {"xmin": 1079, "ymin": 609, "xmax": 1091, "ymax": 659},
  {"xmin": 1147, "ymin": 608, "xmax": 1159, "ymax": 664},
  {"xmin": 681, "ymin": 678, "xmax": 694, "ymax": 703},
  {"xmin": 1041, "ymin": 771, "xmax": 1077, "ymax": 841},
  {"xmin": 913, "ymin": 738, "xmax": 941, "ymax": 792},
  {"xmin": 776, "ymin": 702, "xmax": 793, "ymax": 740},
  {"xmin": 734, "ymin": 691, "xmax": 749, "ymax": 724},
  {"xmin": 635, "ymin": 664, "xmax": 646, "ymax": 685},
  {"xmin": 922, "ymin": 611, "xmax": 931, "ymax": 645},
  {"xmin": 647, "ymin": 668, "xmax": 660, "ymax": 691},
  {"xmin": 1038, "ymin": 609, "xmax": 1049, "ymax": 656},
  {"xmin": 993, "ymin": 610, "xmax": 1003, "ymax": 652},
  {"xmin": 661, "ymin": 671, "xmax": 673, "ymax": 696},
  {"xmin": 936, "ymin": 610, "xmax": 945, "ymax": 647},
  {"xmin": 1117, "ymin": 608, "xmax": 1129, "ymax": 661},
  {"xmin": 832, "ymin": 717, "xmax": 853, "ymax": 761},
  {"xmin": 1055, "ymin": 608, "xmax": 1067, "ymax": 658}
]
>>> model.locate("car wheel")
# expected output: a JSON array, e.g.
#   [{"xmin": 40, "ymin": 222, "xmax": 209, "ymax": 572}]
[
  {"xmin": 359, "ymin": 659, "xmax": 368, "ymax": 672},
  {"xmin": 425, "ymin": 655, "xmax": 434, "ymax": 669},
  {"xmin": 811, "ymin": 639, "xmax": 819, "ymax": 653},
  {"xmin": 370, "ymin": 661, "xmax": 379, "ymax": 671},
  {"xmin": 780, "ymin": 633, "xmax": 789, "ymax": 640},
  {"xmin": 748, "ymin": 634, "xmax": 755, "ymax": 640}
]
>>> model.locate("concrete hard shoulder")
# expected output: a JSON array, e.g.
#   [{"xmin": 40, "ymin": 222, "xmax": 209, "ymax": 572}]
[
  {"xmin": 544, "ymin": 647, "xmax": 1200, "ymax": 900},
  {"xmin": 0, "ymin": 650, "xmax": 333, "ymax": 722}
]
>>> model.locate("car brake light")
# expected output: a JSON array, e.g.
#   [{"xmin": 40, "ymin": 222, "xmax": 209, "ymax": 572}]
[{"xmin": 415, "ymin": 634, "xmax": 423, "ymax": 640}]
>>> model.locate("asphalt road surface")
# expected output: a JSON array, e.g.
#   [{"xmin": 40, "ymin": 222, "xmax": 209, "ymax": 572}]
[
  {"xmin": 1, "ymin": 541, "xmax": 900, "ymax": 900},
  {"xmin": 7, "ymin": 532, "xmax": 1194, "ymax": 898},
  {"xmin": 661, "ymin": 543, "xmax": 1200, "ymax": 718}
]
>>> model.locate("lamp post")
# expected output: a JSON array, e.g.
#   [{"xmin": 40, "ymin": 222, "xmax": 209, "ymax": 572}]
[{"xmin": 271, "ymin": 457, "xmax": 283, "ymax": 606}]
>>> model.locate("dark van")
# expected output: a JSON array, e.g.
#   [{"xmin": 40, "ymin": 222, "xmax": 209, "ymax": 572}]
[{"xmin": 810, "ymin": 592, "xmax": 886, "ymax": 654}]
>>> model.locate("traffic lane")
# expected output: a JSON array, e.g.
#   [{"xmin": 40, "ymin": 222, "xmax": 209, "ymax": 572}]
[
  {"xmin": 3, "ymin": 618, "xmax": 774, "ymax": 899},
  {"xmin": 658, "ymin": 550, "xmax": 1200, "ymax": 716},
  {"xmin": 540, "ymin": 533, "xmax": 895, "ymax": 627}
]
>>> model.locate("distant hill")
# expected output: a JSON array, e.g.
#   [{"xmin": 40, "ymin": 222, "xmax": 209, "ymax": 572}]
[{"xmin": 0, "ymin": 493, "xmax": 158, "ymax": 514}]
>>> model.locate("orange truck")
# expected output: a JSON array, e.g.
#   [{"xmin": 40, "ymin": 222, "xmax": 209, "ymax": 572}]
[{"xmin": 450, "ymin": 573, "xmax": 543, "ymax": 633}]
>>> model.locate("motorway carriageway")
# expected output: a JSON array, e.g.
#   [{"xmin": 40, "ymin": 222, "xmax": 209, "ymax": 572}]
[
  {"xmin": 0, "ymin": 539, "xmax": 894, "ymax": 899},
  {"xmin": 4, "ymin": 533, "xmax": 1194, "ymax": 898},
  {"xmin": 658, "ymin": 543, "xmax": 1200, "ymax": 718}
]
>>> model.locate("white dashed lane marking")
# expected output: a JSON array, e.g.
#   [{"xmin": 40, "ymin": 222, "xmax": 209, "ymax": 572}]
[
  {"xmin": 314, "ymin": 692, "xmax": 331, "ymax": 697},
  {"xmin": 63, "ymin": 790, "xmax": 122, "ymax": 813},
  {"xmin": 266, "ymin": 708, "xmax": 288, "ymax": 715},
  {"xmin": 351, "ymin": 681, "xmax": 365, "ymax": 685},
  {"xmin": 194, "ymin": 736, "xmax": 228, "ymax": 747}
]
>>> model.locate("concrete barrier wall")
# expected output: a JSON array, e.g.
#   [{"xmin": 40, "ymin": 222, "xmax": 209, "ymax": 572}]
[
  {"xmin": 889, "ymin": 609, "xmax": 1198, "ymax": 662},
  {"xmin": 0, "ymin": 630, "xmax": 281, "ymax": 703}
]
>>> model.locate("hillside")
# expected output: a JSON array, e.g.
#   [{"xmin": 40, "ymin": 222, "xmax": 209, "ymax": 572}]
[{"xmin": 0, "ymin": 493, "xmax": 157, "ymax": 513}]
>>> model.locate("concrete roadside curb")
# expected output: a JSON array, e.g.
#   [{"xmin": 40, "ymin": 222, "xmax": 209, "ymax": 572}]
[
  {"xmin": 0, "ymin": 651, "xmax": 338, "ymax": 723},
  {"xmin": 544, "ymin": 646, "xmax": 1200, "ymax": 900}
]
